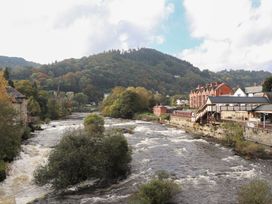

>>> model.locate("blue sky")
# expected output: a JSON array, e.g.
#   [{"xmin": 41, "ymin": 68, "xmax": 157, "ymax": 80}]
[
  {"xmin": 151, "ymin": 0, "xmax": 201, "ymax": 56},
  {"xmin": 0, "ymin": 0, "xmax": 271, "ymax": 71}
]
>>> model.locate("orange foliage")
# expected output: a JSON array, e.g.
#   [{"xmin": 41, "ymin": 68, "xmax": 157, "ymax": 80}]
[{"xmin": 0, "ymin": 71, "xmax": 10, "ymax": 102}]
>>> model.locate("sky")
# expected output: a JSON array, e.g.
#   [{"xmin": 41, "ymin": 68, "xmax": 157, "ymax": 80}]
[{"xmin": 0, "ymin": 0, "xmax": 271, "ymax": 71}]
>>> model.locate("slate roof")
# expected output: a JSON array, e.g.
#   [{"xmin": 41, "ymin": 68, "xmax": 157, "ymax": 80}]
[
  {"xmin": 6, "ymin": 86, "xmax": 26, "ymax": 99},
  {"xmin": 208, "ymin": 96, "xmax": 269, "ymax": 104},
  {"xmin": 253, "ymin": 104, "xmax": 272, "ymax": 112}
]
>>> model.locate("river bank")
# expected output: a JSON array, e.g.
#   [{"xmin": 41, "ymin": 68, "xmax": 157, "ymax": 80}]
[{"xmin": 169, "ymin": 115, "xmax": 272, "ymax": 160}]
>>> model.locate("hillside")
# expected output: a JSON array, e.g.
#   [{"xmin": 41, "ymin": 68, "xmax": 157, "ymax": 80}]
[
  {"xmin": 0, "ymin": 56, "xmax": 40, "ymax": 68},
  {"xmin": 9, "ymin": 48, "xmax": 272, "ymax": 101}
]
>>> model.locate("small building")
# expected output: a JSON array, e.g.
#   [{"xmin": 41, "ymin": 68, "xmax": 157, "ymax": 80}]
[
  {"xmin": 189, "ymin": 82, "xmax": 233, "ymax": 109},
  {"xmin": 6, "ymin": 86, "xmax": 28, "ymax": 126},
  {"xmin": 153, "ymin": 105, "xmax": 167, "ymax": 117}
]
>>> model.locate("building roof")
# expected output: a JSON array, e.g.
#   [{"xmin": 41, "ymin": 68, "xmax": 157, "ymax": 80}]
[
  {"xmin": 6, "ymin": 86, "xmax": 26, "ymax": 99},
  {"xmin": 253, "ymin": 104, "xmax": 272, "ymax": 112},
  {"xmin": 207, "ymin": 96, "xmax": 269, "ymax": 104},
  {"xmin": 245, "ymin": 86, "xmax": 262, "ymax": 94}
]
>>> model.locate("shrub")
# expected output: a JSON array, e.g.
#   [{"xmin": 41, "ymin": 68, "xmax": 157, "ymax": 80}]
[
  {"xmin": 84, "ymin": 114, "xmax": 105, "ymax": 135},
  {"xmin": 235, "ymin": 141, "xmax": 266, "ymax": 158},
  {"xmin": 0, "ymin": 160, "xmax": 6, "ymax": 182},
  {"xmin": 133, "ymin": 112, "xmax": 159, "ymax": 122},
  {"xmin": 0, "ymin": 101, "xmax": 22, "ymax": 161},
  {"xmin": 222, "ymin": 122, "xmax": 244, "ymax": 147},
  {"xmin": 129, "ymin": 172, "xmax": 180, "ymax": 204},
  {"xmin": 34, "ymin": 129, "xmax": 131, "ymax": 190},
  {"xmin": 103, "ymin": 130, "xmax": 132, "ymax": 179},
  {"xmin": 22, "ymin": 126, "xmax": 32, "ymax": 140},
  {"xmin": 238, "ymin": 180, "xmax": 272, "ymax": 204}
]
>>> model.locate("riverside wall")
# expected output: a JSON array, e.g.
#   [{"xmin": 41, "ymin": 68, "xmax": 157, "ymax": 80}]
[
  {"xmin": 170, "ymin": 115, "xmax": 226, "ymax": 140},
  {"xmin": 244, "ymin": 127, "xmax": 272, "ymax": 147},
  {"xmin": 170, "ymin": 115, "xmax": 272, "ymax": 147}
]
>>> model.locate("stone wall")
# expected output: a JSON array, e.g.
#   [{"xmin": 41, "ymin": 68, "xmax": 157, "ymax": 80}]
[
  {"xmin": 244, "ymin": 127, "xmax": 272, "ymax": 146},
  {"xmin": 170, "ymin": 115, "xmax": 226, "ymax": 140}
]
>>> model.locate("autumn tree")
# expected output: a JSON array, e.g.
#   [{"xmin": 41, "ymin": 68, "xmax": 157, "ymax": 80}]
[{"xmin": 0, "ymin": 71, "xmax": 10, "ymax": 102}]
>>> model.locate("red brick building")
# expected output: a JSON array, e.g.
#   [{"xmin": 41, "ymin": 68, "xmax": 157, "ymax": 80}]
[
  {"xmin": 189, "ymin": 82, "xmax": 233, "ymax": 109},
  {"xmin": 153, "ymin": 105, "xmax": 168, "ymax": 116}
]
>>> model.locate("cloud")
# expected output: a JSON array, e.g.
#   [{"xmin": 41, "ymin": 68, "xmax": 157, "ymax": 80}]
[
  {"xmin": 179, "ymin": 0, "xmax": 272, "ymax": 71},
  {"xmin": 0, "ymin": 0, "xmax": 174, "ymax": 63}
]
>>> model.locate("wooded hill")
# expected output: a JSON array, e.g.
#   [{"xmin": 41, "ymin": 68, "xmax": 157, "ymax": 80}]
[
  {"xmin": 0, "ymin": 56, "xmax": 40, "ymax": 69},
  {"xmin": 8, "ymin": 48, "xmax": 272, "ymax": 101}
]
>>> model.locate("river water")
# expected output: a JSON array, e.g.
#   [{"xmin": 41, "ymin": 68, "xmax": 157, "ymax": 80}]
[{"xmin": 0, "ymin": 113, "xmax": 271, "ymax": 204}]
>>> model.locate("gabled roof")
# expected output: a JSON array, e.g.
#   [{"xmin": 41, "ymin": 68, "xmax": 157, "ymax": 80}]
[
  {"xmin": 6, "ymin": 86, "xmax": 26, "ymax": 99},
  {"xmin": 207, "ymin": 96, "xmax": 269, "ymax": 104}
]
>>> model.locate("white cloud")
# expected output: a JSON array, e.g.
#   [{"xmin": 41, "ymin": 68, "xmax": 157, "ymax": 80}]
[
  {"xmin": 0, "ymin": 0, "xmax": 174, "ymax": 63},
  {"xmin": 179, "ymin": 0, "xmax": 272, "ymax": 71}
]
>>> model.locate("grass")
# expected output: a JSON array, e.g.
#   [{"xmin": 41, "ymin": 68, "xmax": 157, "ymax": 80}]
[{"xmin": 238, "ymin": 180, "xmax": 272, "ymax": 204}]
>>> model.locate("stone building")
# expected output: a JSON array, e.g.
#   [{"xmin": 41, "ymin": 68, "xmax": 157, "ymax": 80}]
[
  {"xmin": 189, "ymin": 82, "xmax": 233, "ymax": 109},
  {"xmin": 6, "ymin": 86, "xmax": 28, "ymax": 126}
]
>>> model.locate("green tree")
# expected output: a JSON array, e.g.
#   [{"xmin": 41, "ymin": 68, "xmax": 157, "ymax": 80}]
[
  {"xmin": 263, "ymin": 76, "xmax": 272, "ymax": 92},
  {"xmin": 106, "ymin": 90, "xmax": 142, "ymax": 119},
  {"xmin": 0, "ymin": 101, "xmax": 22, "ymax": 161},
  {"xmin": 84, "ymin": 114, "xmax": 105, "ymax": 135},
  {"xmin": 73, "ymin": 92, "xmax": 88, "ymax": 109},
  {"xmin": 27, "ymin": 96, "xmax": 41, "ymax": 116},
  {"xmin": 34, "ymin": 129, "xmax": 131, "ymax": 190},
  {"xmin": 14, "ymin": 80, "xmax": 35, "ymax": 97}
]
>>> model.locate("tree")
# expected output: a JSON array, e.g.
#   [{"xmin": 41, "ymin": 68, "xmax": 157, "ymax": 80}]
[
  {"xmin": 263, "ymin": 76, "xmax": 272, "ymax": 92},
  {"xmin": 84, "ymin": 114, "xmax": 105, "ymax": 135},
  {"xmin": 34, "ymin": 129, "xmax": 131, "ymax": 190},
  {"xmin": 14, "ymin": 80, "xmax": 35, "ymax": 97},
  {"xmin": 0, "ymin": 101, "xmax": 22, "ymax": 161},
  {"xmin": 73, "ymin": 92, "xmax": 88, "ymax": 109},
  {"xmin": 0, "ymin": 71, "xmax": 9, "ymax": 102},
  {"xmin": 106, "ymin": 90, "xmax": 142, "ymax": 119},
  {"xmin": 27, "ymin": 96, "xmax": 41, "ymax": 116}
]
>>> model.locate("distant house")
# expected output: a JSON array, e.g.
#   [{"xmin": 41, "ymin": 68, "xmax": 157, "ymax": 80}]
[
  {"xmin": 233, "ymin": 88, "xmax": 246, "ymax": 97},
  {"xmin": 153, "ymin": 105, "xmax": 167, "ymax": 117},
  {"xmin": 6, "ymin": 86, "xmax": 28, "ymax": 126},
  {"xmin": 176, "ymin": 98, "xmax": 189, "ymax": 106},
  {"xmin": 189, "ymin": 82, "xmax": 233, "ymax": 109},
  {"xmin": 245, "ymin": 85, "xmax": 263, "ymax": 97}
]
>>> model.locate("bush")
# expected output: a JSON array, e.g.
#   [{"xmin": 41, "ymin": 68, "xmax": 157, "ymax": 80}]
[
  {"xmin": 129, "ymin": 172, "xmax": 180, "ymax": 204},
  {"xmin": 103, "ymin": 130, "xmax": 132, "ymax": 179},
  {"xmin": 84, "ymin": 114, "xmax": 105, "ymax": 135},
  {"xmin": 0, "ymin": 160, "xmax": 6, "ymax": 182},
  {"xmin": 133, "ymin": 112, "xmax": 159, "ymax": 122},
  {"xmin": 22, "ymin": 126, "xmax": 32, "ymax": 140},
  {"xmin": 235, "ymin": 141, "xmax": 266, "ymax": 158},
  {"xmin": 238, "ymin": 180, "xmax": 272, "ymax": 204},
  {"xmin": 0, "ymin": 101, "xmax": 22, "ymax": 161},
  {"xmin": 34, "ymin": 129, "xmax": 131, "ymax": 190},
  {"xmin": 222, "ymin": 122, "xmax": 244, "ymax": 147}
]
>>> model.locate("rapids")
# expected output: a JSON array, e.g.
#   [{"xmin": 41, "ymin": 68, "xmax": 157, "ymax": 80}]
[{"xmin": 0, "ymin": 113, "xmax": 271, "ymax": 204}]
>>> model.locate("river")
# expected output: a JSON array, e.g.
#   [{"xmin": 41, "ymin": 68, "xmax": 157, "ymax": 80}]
[{"xmin": 0, "ymin": 113, "xmax": 271, "ymax": 204}]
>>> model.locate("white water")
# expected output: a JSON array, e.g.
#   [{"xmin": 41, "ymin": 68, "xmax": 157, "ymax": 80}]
[
  {"xmin": 1, "ymin": 116, "xmax": 271, "ymax": 204},
  {"xmin": 0, "ymin": 113, "xmax": 85, "ymax": 204}
]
